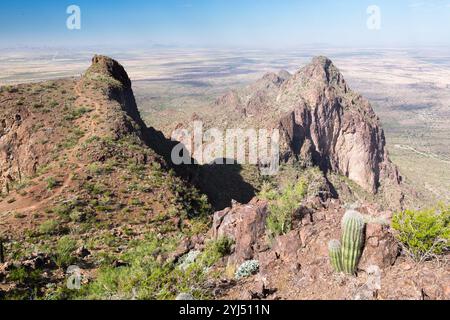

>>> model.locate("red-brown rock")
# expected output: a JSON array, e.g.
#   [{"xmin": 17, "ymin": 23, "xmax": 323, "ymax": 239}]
[
  {"xmin": 359, "ymin": 223, "xmax": 399, "ymax": 270},
  {"xmin": 212, "ymin": 198, "xmax": 269, "ymax": 265}
]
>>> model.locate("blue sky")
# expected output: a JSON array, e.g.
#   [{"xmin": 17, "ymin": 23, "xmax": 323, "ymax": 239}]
[{"xmin": 1, "ymin": 0, "xmax": 450, "ymax": 48}]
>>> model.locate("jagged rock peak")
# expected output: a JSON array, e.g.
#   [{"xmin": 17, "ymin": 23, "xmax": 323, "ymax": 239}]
[
  {"xmin": 295, "ymin": 55, "xmax": 347, "ymax": 89},
  {"xmin": 278, "ymin": 70, "xmax": 292, "ymax": 81},
  {"xmin": 85, "ymin": 55, "xmax": 132, "ymax": 88}
]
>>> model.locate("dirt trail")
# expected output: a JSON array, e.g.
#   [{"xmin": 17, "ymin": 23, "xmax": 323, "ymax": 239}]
[
  {"xmin": 394, "ymin": 144, "xmax": 450, "ymax": 165},
  {"xmin": 0, "ymin": 81, "xmax": 99, "ymax": 215}
]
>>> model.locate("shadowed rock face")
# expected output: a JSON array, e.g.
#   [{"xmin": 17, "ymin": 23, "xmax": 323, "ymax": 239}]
[{"xmin": 277, "ymin": 56, "xmax": 401, "ymax": 194}]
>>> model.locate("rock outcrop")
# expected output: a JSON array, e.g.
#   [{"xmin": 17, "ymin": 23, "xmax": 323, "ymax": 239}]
[
  {"xmin": 276, "ymin": 57, "xmax": 401, "ymax": 194},
  {"xmin": 212, "ymin": 198, "xmax": 269, "ymax": 265},
  {"xmin": 215, "ymin": 70, "xmax": 291, "ymax": 116},
  {"xmin": 0, "ymin": 55, "xmax": 153, "ymax": 193},
  {"xmin": 215, "ymin": 57, "xmax": 402, "ymax": 199},
  {"xmin": 359, "ymin": 223, "xmax": 399, "ymax": 270},
  {"xmin": 81, "ymin": 55, "xmax": 148, "ymax": 139}
]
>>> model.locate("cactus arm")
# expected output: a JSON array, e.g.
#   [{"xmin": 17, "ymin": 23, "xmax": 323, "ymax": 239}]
[{"xmin": 328, "ymin": 240, "xmax": 343, "ymax": 273}]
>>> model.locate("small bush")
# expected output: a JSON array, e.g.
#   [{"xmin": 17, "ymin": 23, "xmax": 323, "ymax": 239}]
[
  {"xmin": 196, "ymin": 238, "xmax": 233, "ymax": 268},
  {"xmin": 130, "ymin": 198, "xmax": 143, "ymax": 206},
  {"xmin": 55, "ymin": 236, "xmax": 77, "ymax": 268},
  {"xmin": 178, "ymin": 250, "xmax": 201, "ymax": 271},
  {"xmin": 214, "ymin": 236, "xmax": 234, "ymax": 256},
  {"xmin": 392, "ymin": 205, "xmax": 449, "ymax": 262},
  {"xmin": 78, "ymin": 234, "xmax": 216, "ymax": 300},
  {"xmin": 235, "ymin": 260, "xmax": 259, "ymax": 280},
  {"xmin": 39, "ymin": 219, "xmax": 59, "ymax": 235},
  {"xmin": 8, "ymin": 267, "xmax": 28, "ymax": 283},
  {"xmin": 69, "ymin": 210, "xmax": 87, "ymax": 223},
  {"xmin": 46, "ymin": 177, "xmax": 59, "ymax": 190},
  {"xmin": 64, "ymin": 107, "xmax": 92, "ymax": 121},
  {"xmin": 8, "ymin": 267, "xmax": 42, "ymax": 284},
  {"xmin": 33, "ymin": 103, "xmax": 44, "ymax": 109},
  {"xmin": 264, "ymin": 181, "xmax": 307, "ymax": 237}
]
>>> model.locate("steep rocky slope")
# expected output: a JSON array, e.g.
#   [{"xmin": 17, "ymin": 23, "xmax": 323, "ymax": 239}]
[
  {"xmin": 213, "ymin": 57, "xmax": 407, "ymax": 208},
  {"xmin": 0, "ymin": 56, "xmax": 211, "ymax": 299}
]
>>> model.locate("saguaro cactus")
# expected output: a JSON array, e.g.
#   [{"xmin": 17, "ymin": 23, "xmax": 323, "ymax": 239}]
[
  {"xmin": 341, "ymin": 210, "xmax": 365, "ymax": 274},
  {"xmin": 328, "ymin": 239, "xmax": 343, "ymax": 273},
  {"xmin": 328, "ymin": 210, "xmax": 366, "ymax": 275}
]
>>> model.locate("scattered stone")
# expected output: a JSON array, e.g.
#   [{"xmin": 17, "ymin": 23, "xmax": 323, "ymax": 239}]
[
  {"xmin": 299, "ymin": 226, "xmax": 314, "ymax": 248},
  {"xmin": 169, "ymin": 238, "xmax": 193, "ymax": 264},
  {"xmin": 247, "ymin": 279, "xmax": 278, "ymax": 300},
  {"xmin": 272, "ymin": 230, "xmax": 302, "ymax": 270},
  {"xmin": 21, "ymin": 253, "xmax": 54, "ymax": 270},
  {"xmin": 76, "ymin": 246, "xmax": 91, "ymax": 258},
  {"xmin": 112, "ymin": 260, "xmax": 129, "ymax": 268},
  {"xmin": 176, "ymin": 293, "xmax": 195, "ymax": 300},
  {"xmin": 353, "ymin": 284, "xmax": 377, "ymax": 300}
]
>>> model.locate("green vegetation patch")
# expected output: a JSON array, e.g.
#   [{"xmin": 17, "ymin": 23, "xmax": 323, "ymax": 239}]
[
  {"xmin": 70, "ymin": 234, "xmax": 228, "ymax": 300},
  {"xmin": 260, "ymin": 180, "xmax": 307, "ymax": 237},
  {"xmin": 392, "ymin": 204, "xmax": 449, "ymax": 262}
]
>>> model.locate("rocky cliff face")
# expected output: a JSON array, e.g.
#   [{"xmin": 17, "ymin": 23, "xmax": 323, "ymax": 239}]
[
  {"xmin": 216, "ymin": 57, "xmax": 402, "ymax": 196},
  {"xmin": 277, "ymin": 56, "xmax": 401, "ymax": 194}
]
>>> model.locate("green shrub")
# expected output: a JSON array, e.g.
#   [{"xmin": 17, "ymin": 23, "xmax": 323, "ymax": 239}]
[
  {"xmin": 84, "ymin": 182, "xmax": 107, "ymax": 195},
  {"xmin": 76, "ymin": 234, "xmax": 216, "ymax": 300},
  {"xmin": 8, "ymin": 267, "xmax": 28, "ymax": 283},
  {"xmin": 39, "ymin": 219, "xmax": 59, "ymax": 235},
  {"xmin": 392, "ymin": 205, "xmax": 449, "ymax": 262},
  {"xmin": 197, "ymin": 238, "xmax": 233, "ymax": 268},
  {"xmin": 46, "ymin": 177, "xmax": 59, "ymax": 190},
  {"xmin": 32, "ymin": 102, "xmax": 44, "ymax": 109},
  {"xmin": 263, "ymin": 181, "xmax": 307, "ymax": 237},
  {"xmin": 55, "ymin": 236, "xmax": 77, "ymax": 268},
  {"xmin": 214, "ymin": 236, "xmax": 234, "ymax": 257},
  {"xmin": 69, "ymin": 210, "xmax": 87, "ymax": 223},
  {"xmin": 8, "ymin": 267, "xmax": 42, "ymax": 284}
]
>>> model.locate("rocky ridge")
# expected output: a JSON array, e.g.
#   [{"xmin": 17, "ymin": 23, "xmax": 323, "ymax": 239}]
[{"xmin": 0, "ymin": 55, "xmax": 446, "ymax": 301}]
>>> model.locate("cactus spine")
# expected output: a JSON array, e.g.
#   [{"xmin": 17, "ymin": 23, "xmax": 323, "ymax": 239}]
[{"xmin": 328, "ymin": 210, "xmax": 366, "ymax": 275}]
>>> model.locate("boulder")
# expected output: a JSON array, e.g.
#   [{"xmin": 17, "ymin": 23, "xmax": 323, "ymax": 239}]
[
  {"xmin": 359, "ymin": 224, "xmax": 399, "ymax": 270},
  {"xmin": 272, "ymin": 230, "xmax": 302, "ymax": 271},
  {"xmin": 212, "ymin": 198, "xmax": 268, "ymax": 265}
]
